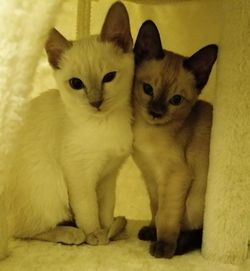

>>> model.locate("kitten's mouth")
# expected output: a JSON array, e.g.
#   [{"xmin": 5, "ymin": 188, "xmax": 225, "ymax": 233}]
[
  {"xmin": 147, "ymin": 111, "xmax": 168, "ymax": 125},
  {"xmin": 144, "ymin": 113, "xmax": 169, "ymax": 125},
  {"xmin": 139, "ymin": 107, "xmax": 168, "ymax": 125},
  {"xmin": 148, "ymin": 117, "xmax": 168, "ymax": 125}
]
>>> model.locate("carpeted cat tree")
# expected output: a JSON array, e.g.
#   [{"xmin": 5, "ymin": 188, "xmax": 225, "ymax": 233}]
[{"xmin": 0, "ymin": 0, "xmax": 249, "ymax": 270}]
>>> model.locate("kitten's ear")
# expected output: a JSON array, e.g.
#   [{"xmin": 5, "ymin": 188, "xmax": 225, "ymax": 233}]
[
  {"xmin": 45, "ymin": 28, "xmax": 72, "ymax": 69},
  {"xmin": 100, "ymin": 1, "xmax": 133, "ymax": 52},
  {"xmin": 183, "ymin": 44, "xmax": 218, "ymax": 92},
  {"xmin": 134, "ymin": 20, "xmax": 164, "ymax": 65}
]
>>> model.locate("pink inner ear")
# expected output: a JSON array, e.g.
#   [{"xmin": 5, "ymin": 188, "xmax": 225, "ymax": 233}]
[
  {"xmin": 101, "ymin": 28, "xmax": 132, "ymax": 52},
  {"xmin": 110, "ymin": 33, "xmax": 132, "ymax": 52},
  {"xmin": 45, "ymin": 29, "xmax": 72, "ymax": 69},
  {"xmin": 47, "ymin": 48, "xmax": 63, "ymax": 69},
  {"xmin": 100, "ymin": 2, "xmax": 132, "ymax": 52}
]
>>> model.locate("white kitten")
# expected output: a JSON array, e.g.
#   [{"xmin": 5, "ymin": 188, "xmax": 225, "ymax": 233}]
[{"xmin": 2, "ymin": 1, "xmax": 134, "ymax": 252}]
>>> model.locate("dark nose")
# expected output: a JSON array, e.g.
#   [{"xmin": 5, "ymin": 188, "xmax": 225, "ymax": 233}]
[
  {"xmin": 90, "ymin": 100, "xmax": 103, "ymax": 109},
  {"xmin": 148, "ymin": 99, "xmax": 167, "ymax": 119},
  {"xmin": 149, "ymin": 102, "xmax": 166, "ymax": 119}
]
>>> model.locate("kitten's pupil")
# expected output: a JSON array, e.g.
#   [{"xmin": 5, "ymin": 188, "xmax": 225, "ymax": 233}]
[
  {"xmin": 69, "ymin": 78, "xmax": 84, "ymax": 90},
  {"xmin": 102, "ymin": 71, "xmax": 116, "ymax": 83},
  {"xmin": 143, "ymin": 83, "xmax": 153, "ymax": 96},
  {"xmin": 169, "ymin": 95, "xmax": 183, "ymax": 106}
]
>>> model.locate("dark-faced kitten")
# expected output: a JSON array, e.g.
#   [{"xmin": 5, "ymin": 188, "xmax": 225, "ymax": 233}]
[{"xmin": 132, "ymin": 20, "xmax": 218, "ymax": 258}]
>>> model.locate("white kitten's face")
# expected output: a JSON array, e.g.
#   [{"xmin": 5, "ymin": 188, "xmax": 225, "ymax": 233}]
[
  {"xmin": 54, "ymin": 37, "xmax": 134, "ymax": 118},
  {"xmin": 45, "ymin": 2, "xmax": 134, "ymax": 120}
]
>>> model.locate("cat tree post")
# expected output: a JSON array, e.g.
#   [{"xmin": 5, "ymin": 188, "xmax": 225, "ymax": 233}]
[
  {"xmin": 77, "ymin": 0, "xmax": 92, "ymax": 39},
  {"xmin": 202, "ymin": 0, "xmax": 250, "ymax": 264}
]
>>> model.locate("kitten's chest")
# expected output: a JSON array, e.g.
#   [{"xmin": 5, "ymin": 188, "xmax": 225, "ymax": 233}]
[
  {"xmin": 133, "ymin": 116, "xmax": 188, "ymax": 184},
  {"xmin": 133, "ymin": 119, "xmax": 176, "ymax": 155},
  {"xmin": 132, "ymin": 119, "xmax": 178, "ymax": 178},
  {"xmin": 62, "ymin": 113, "xmax": 132, "ymax": 167}
]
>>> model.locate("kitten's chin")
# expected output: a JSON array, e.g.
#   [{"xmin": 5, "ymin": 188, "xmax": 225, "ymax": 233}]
[{"xmin": 146, "ymin": 117, "xmax": 169, "ymax": 126}]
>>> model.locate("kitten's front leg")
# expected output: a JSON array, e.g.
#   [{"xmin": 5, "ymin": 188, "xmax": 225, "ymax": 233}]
[
  {"xmin": 138, "ymin": 175, "xmax": 158, "ymax": 241},
  {"xmin": 150, "ymin": 166, "xmax": 192, "ymax": 258},
  {"xmin": 69, "ymin": 181, "xmax": 110, "ymax": 245},
  {"xmin": 97, "ymin": 171, "xmax": 117, "ymax": 229},
  {"xmin": 68, "ymin": 178, "xmax": 101, "ymax": 239},
  {"xmin": 81, "ymin": 171, "xmax": 117, "ymax": 246},
  {"xmin": 97, "ymin": 164, "xmax": 127, "ymax": 241}
]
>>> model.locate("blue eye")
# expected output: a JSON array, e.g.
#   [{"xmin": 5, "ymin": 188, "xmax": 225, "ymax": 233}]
[
  {"xmin": 69, "ymin": 78, "xmax": 85, "ymax": 90},
  {"xmin": 143, "ymin": 83, "xmax": 153, "ymax": 96},
  {"xmin": 169, "ymin": 95, "xmax": 183, "ymax": 105},
  {"xmin": 102, "ymin": 72, "xmax": 116, "ymax": 83}
]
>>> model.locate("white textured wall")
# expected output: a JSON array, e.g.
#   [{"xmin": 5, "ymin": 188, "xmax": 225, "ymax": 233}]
[{"xmin": 203, "ymin": 0, "xmax": 250, "ymax": 264}]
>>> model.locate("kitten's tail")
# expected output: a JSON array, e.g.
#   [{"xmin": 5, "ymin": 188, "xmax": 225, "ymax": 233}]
[
  {"xmin": 108, "ymin": 216, "xmax": 128, "ymax": 241},
  {"xmin": 175, "ymin": 229, "xmax": 203, "ymax": 255},
  {"xmin": 0, "ymin": 186, "xmax": 8, "ymax": 260}
]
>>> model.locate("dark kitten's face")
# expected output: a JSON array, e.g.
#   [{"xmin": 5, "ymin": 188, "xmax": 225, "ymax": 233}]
[
  {"xmin": 134, "ymin": 51, "xmax": 198, "ymax": 125},
  {"xmin": 133, "ymin": 20, "xmax": 218, "ymax": 125}
]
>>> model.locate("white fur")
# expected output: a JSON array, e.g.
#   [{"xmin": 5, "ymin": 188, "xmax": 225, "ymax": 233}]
[{"xmin": 4, "ymin": 36, "xmax": 134, "ymax": 242}]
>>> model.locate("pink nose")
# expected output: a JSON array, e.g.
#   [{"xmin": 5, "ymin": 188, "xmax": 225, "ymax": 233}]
[{"xmin": 90, "ymin": 100, "xmax": 103, "ymax": 109}]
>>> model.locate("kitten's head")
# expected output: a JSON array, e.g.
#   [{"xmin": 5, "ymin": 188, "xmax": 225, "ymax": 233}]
[
  {"xmin": 45, "ymin": 2, "xmax": 133, "ymax": 118},
  {"xmin": 133, "ymin": 20, "xmax": 218, "ymax": 125}
]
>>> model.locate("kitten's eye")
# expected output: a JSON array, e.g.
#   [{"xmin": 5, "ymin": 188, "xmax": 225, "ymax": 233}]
[
  {"xmin": 143, "ymin": 83, "xmax": 153, "ymax": 96},
  {"xmin": 69, "ymin": 78, "xmax": 85, "ymax": 90},
  {"xmin": 169, "ymin": 95, "xmax": 184, "ymax": 106},
  {"xmin": 102, "ymin": 72, "xmax": 116, "ymax": 83}
]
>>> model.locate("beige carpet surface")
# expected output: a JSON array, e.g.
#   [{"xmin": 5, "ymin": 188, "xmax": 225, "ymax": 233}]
[{"xmin": 0, "ymin": 220, "xmax": 249, "ymax": 271}]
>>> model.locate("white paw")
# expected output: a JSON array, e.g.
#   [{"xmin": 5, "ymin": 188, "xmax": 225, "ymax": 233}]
[
  {"xmin": 60, "ymin": 227, "xmax": 86, "ymax": 245},
  {"xmin": 86, "ymin": 228, "xmax": 109, "ymax": 245}
]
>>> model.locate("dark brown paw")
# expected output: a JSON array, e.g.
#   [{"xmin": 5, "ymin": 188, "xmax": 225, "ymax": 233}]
[
  {"xmin": 138, "ymin": 226, "xmax": 157, "ymax": 241},
  {"xmin": 150, "ymin": 241, "xmax": 176, "ymax": 258},
  {"xmin": 175, "ymin": 229, "xmax": 202, "ymax": 255}
]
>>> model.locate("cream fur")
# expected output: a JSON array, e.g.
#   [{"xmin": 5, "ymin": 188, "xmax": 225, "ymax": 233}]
[
  {"xmin": 3, "ymin": 4, "xmax": 134, "ymax": 250},
  {"xmin": 6, "ymin": 43, "xmax": 133, "ymax": 239}
]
